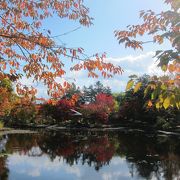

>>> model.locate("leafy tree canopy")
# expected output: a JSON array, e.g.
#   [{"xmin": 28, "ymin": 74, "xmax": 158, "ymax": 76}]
[
  {"xmin": 115, "ymin": 0, "xmax": 180, "ymax": 109},
  {"xmin": 0, "ymin": 0, "xmax": 123, "ymax": 97}
]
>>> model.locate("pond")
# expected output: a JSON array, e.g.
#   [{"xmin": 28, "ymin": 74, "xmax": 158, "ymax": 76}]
[{"xmin": 0, "ymin": 131, "xmax": 180, "ymax": 180}]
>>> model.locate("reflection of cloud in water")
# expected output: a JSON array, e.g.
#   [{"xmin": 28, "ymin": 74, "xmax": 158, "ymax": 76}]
[
  {"xmin": 8, "ymin": 154, "xmax": 81, "ymax": 178},
  {"xmin": 110, "ymin": 156, "xmax": 125, "ymax": 165},
  {"xmin": 28, "ymin": 169, "xmax": 40, "ymax": 177},
  {"xmin": 100, "ymin": 157, "xmax": 131, "ymax": 180},
  {"xmin": 102, "ymin": 172, "xmax": 130, "ymax": 180},
  {"xmin": 7, "ymin": 154, "xmax": 132, "ymax": 180}
]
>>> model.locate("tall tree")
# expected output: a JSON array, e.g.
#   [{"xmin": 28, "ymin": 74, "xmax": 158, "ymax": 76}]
[
  {"xmin": 0, "ymin": 0, "xmax": 123, "ymax": 97},
  {"xmin": 115, "ymin": 0, "xmax": 180, "ymax": 109},
  {"xmin": 82, "ymin": 81, "xmax": 111, "ymax": 103}
]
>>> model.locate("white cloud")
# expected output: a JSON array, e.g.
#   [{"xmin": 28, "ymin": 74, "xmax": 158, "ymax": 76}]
[
  {"xmin": 16, "ymin": 51, "xmax": 165, "ymax": 96},
  {"xmin": 70, "ymin": 51, "xmax": 165, "ymax": 92},
  {"xmin": 107, "ymin": 51, "xmax": 155, "ymax": 64},
  {"xmin": 147, "ymin": 60, "xmax": 165, "ymax": 76}
]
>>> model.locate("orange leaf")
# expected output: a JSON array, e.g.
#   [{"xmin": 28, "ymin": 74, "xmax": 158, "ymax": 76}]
[{"xmin": 148, "ymin": 100, "xmax": 153, "ymax": 107}]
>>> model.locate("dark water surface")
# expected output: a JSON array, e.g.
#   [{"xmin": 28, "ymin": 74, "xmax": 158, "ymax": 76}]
[{"xmin": 0, "ymin": 131, "xmax": 180, "ymax": 180}]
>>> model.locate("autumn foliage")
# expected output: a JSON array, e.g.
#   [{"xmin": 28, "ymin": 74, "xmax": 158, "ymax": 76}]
[
  {"xmin": 0, "ymin": 76, "xmax": 17, "ymax": 117},
  {"xmin": 0, "ymin": 0, "xmax": 122, "ymax": 97},
  {"xmin": 0, "ymin": 75, "xmax": 39, "ymax": 125},
  {"xmin": 38, "ymin": 132, "xmax": 115, "ymax": 169},
  {"xmin": 80, "ymin": 93, "xmax": 115, "ymax": 123},
  {"xmin": 0, "ymin": 0, "xmax": 179, "ymax": 129},
  {"xmin": 115, "ymin": 0, "xmax": 180, "ymax": 109},
  {"xmin": 40, "ymin": 94, "xmax": 79, "ymax": 123}
]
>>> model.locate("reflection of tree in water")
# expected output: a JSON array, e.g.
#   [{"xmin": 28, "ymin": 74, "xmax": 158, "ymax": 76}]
[
  {"xmin": 115, "ymin": 133, "xmax": 180, "ymax": 180},
  {"xmin": 0, "ymin": 156, "xmax": 9, "ymax": 180},
  {"xmin": 161, "ymin": 153, "xmax": 180, "ymax": 180},
  {"xmin": 157, "ymin": 136, "xmax": 180, "ymax": 180},
  {"xmin": 39, "ymin": 132, "xmax": 115, "ymax": 170},
  {"xmin": 5, "ymin": 134, "xmax": 41, "ymax": 155},
  {"xmin": 0, "ymin": 131, "xmax": 179, "ymax": 179},
  {"xmin": 81, "ymin": 135, "xmax": 115, "ymax": 170}
]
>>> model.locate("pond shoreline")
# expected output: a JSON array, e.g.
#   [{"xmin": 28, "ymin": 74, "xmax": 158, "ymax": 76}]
[
  {"xmin": 0, "ymin": 128, "xmax": 37, "ymax": 136},
  {"xmin": 1, "ymin": 125, "xmax": 180, "ymax": 137},
  {"xmin": 46, "ymin": 125, "xmax": 180, "ymax": 137}
]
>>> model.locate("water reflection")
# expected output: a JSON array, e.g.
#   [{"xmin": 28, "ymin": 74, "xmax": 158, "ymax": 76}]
[{"xmin": 0, "ymin": 131, "xmax": 180, "ymax": 180}]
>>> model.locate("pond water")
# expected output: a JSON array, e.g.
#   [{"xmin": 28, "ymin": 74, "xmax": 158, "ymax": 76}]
[{"xmin": 0, "ymin": 131, "xmax": 180, "ymax": 180}]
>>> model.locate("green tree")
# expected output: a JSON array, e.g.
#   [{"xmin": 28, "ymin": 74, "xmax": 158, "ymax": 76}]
[
  {"xmin": 119, "ymin": 75, "xmax": 179, "ymax": 129},
  {"xmin": 82, "ymin": 81, "xmax": 112, "ymax": 103}
]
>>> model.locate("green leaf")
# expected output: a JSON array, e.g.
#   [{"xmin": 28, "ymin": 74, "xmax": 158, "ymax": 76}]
[
  {"xmin": 163, "ymin": 97, "xmax": 170, "ymax": 109},
  {"xmin": 134, "ymin": 82, "xmax": 142, "ymax": 93},
  {"xmin": 126, "ymin": 80, "xmax": 134, "ymax": 91},
  {"xmin": 161, "ymin": 84, "xmax": 167, "ymax": 90},
  {"xmin": 151, "ymin": 85, "xmax": 160, "ymax": 100},
  {"xmin": 151, "ymin": 91, "xmax": 156, "ymax": 100},
  {"xmin": 144, "ymin": 86, "xmax": 150, "ymax": 97}
]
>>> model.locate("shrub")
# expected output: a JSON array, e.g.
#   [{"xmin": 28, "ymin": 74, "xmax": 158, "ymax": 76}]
[
  {"xmin": 40, "ymin": 98, "xmax": 76, "ymax": 124},
  {"xmin": 40, "ymin": 103, "xmax": 56, "ymax": 119},
  {"xmin": 55, "ymin": 99, "xmax": 74, "ymax": 121},
  {"xmin": 80, "ymin": 93, "xmax": 115, "ymax": 124},
  {"xmin": 80, "ymin": 103, "xmax": 108, "ymax": 124}
]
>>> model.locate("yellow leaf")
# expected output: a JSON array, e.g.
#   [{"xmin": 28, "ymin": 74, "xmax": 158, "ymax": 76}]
[
  {"xmin": 126, "ymin": 80, "xmax": 134, "ymax": 91},
  {"xmin": 155, "ymin": 102, "xmax": 160, "ymax": 109},
  {"xmin": 175, "ymin": 98, "xmax": 180, "ymax": 109},
  {"xmin": 163, "ymin": 97, "xmax": 170, "ymax": 109},
  {"xmin": 134, "ymin": 82, "xmax": 142, "ymax": 93},
  {"xmin": 161, "ymin": 65, "xmax": 167, "ymax": 72}
]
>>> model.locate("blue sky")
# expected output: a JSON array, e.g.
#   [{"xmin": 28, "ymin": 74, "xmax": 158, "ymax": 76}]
[
  {"xmin": 22, "ymin": 0, "xmax": 171, "ymax": 97},
  {"xmin": 50, "ymin": 0, "xmax": 169, "ymax": 55}
]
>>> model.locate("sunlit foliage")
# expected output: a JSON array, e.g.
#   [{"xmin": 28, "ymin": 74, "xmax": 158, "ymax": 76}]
[
  {"xmin": 115, "ymin": 0, "xmax": 180, "ymax": 109},
  {"xmin": 0, "ymin": 0, "xmax": 122, "ymax": 97}
]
